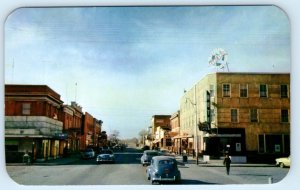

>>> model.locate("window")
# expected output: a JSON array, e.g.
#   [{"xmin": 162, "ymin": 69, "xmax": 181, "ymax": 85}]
[
  {"xmin": 250, "ymin": 109, "xmax": 258, "ymax": 122},
  {"xmin": 281, "ymin": 109, "xmax": 289, "ymax": 123},
  {"xmin": 209, "ymin": 84, "xmax": 215, "ymax": 97},
  {"xmin": 223, "ymin": 84, "xmax": 230, "ymax": 97},
  {"xmin": 22, "ymin": 103, "xmax": 31, "ymax": 115},
  {"xmin": 259, "ymin": 84, "xmax": 268, "ymax": 97},
  {"xmin": 281, "ymin": 85, "xmax": 288, "ymax": 98},
  {"xmin": 240, "ymin": 84, "xmax": 248, "ymax": 98},
  {"xmin": 211, "ymin": 109, "xmax": 215, "ymax": 122},
  {"xmin": 231, "ymin": 109, "xmax": 238, "ymax": 123}
]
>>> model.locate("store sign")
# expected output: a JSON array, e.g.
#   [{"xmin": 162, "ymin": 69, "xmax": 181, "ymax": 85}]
[{"xmin": 55, "ymin": 133, "xmax": 68, "ymax": 139}]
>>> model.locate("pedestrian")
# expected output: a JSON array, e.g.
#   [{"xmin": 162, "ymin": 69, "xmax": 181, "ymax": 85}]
[{"xmin": 223, "ymin": 154, "xmax": 231, "ymax": 175}]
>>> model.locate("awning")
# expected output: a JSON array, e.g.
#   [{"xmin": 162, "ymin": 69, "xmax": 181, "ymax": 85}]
[
  {"xmin": 172, "ymin": 134, "xmax": 193, "ymax": 139},
  {"xmin": 168, "ymin": 132, "xmax": 179, "ymax": 137}
]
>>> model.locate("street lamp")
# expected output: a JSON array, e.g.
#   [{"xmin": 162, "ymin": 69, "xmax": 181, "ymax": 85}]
[{"xmin": 185, "ymin": 85, "xmax": 199, "ymax": 165}]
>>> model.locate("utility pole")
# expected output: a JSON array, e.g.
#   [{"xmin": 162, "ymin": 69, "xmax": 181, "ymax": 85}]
[{"xmin": 194, "ymin": 85, "xmax": 199, "ymax": 165}]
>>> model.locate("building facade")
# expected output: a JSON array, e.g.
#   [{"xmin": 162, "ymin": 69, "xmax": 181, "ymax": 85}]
[
  {"xmin": 5, "ymin": 85, "xmax": 65, "ymax": 162},
  {"xmin": 151, "ymin": 115, "xmax": 171, "ymax": 149},
  {"xmin": 61, "ymin": 102, "xmax": 83, "ymax": 154},
  {"xmin": 80, "ymin": 112, "xmax": 102, "ymax": 150},
  {"xmin": 180, "ymin": 72, "xmax": 290, "ymax": 162},
  {"xmin": 170, "ymin": 111, "xmax": 181, "ymax": 154}
]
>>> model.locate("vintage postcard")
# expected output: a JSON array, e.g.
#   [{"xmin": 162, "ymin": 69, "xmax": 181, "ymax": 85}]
[{"xmin": 4, "ymin": 5, "xmax": 291, "ymax": 186}]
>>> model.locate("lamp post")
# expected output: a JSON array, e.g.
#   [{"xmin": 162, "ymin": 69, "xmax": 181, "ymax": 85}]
[{"xmin": 185, "ymin": 85, "xmax": 199, "ymax": 165}]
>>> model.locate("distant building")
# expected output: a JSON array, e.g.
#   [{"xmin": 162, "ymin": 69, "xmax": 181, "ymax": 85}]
[
  {"xmin": 151, "ymin": 115, "xmax": 171, "ymax": 149},
  {"xmin": 80, "ymin": 112, "xmax": 102, "ymax": 150},
  {"xmin": 61, "ymin": 102, "xmax": 83, "ymax": 153},
  {"xmin": 180, "ymin": 72, "xmax": 290, "ymax": 162},
  {"xmin": 170, "ymin": 111, "xmax": 181, "ymax": 154},
  {"xmin": 5, "ymin": 85, "xmax": 65, "ymax": 162}
]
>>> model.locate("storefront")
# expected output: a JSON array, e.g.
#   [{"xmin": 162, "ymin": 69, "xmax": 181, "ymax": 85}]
[{"xmin": 203, "ymin": 128, "xmax": 246, "ymax": 160}]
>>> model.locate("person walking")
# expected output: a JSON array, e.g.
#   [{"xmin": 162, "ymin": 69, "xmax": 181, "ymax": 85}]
[{"xmin": 223, "ymin": 154, "xmax": 231, "ymax": 175}]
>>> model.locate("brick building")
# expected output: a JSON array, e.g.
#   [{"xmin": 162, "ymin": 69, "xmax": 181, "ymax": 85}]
[
  {"xmin": 5, "ymin": 85, "xmax": 65, "ymax": 162},
  {"xmin": 61, "ymin": 102, "xmax": 83, "ymax": 153},
  {"xmin": 180, "ymin": 72, "xmax": 290, "ymax": 162},
  {"xmin": 80, "ymin": 112, "xmax": 102, "ymax": 150}
]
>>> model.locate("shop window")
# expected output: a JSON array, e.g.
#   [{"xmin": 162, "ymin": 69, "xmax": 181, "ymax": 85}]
[
  {"xmin": 258, "ymin": 135, "xmax": 265, "ymax": 153},
  {"xmin": 5, "ymin": 145, "xmax": 18, "ymax": 151}
]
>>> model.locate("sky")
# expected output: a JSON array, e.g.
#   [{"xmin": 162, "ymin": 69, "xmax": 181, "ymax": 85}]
[{"xmin": 4, "ymin": 5, "xmax": 290, "ymax": 139}]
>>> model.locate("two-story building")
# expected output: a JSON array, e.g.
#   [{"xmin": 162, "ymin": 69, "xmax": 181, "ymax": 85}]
[
  {"xmin": 5, "ymin": 85, "xmax": 65, "ymax": 162},
  {"xmin": 180, "ymin": 72, "xmax": 290, "ymax": 162},
  {"xmin": 151, "ymin": 115, "xmax": 171, "ymax": 149},
  {"xmin": 61, "ymin": 101, "xmax": 83, "ymax": 154},
  {"xmin": 80, "ymin": 112, "xmax": 102, "ymax": 150}
]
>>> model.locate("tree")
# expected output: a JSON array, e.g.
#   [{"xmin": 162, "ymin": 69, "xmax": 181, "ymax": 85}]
[
  {"xmin": 138, "ymin": 129, "xmax": 150, "ymax": 145},
  {"xmin": 108, "ymin": 130, "xmax": 120, "ymax": 146}
]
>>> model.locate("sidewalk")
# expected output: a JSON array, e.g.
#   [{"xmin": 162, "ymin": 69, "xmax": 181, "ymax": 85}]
[
  {"xmin": 6, "ymin": 153, "xmax": 81, "ymax": 166},
  {"xmin": 174, "ymin": 155, "xmax": 275, "ymax": 167}
]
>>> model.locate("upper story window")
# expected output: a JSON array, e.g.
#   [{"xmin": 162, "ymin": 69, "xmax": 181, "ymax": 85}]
[
  {"xmin": 240, "ymin": 84, "xmax": 248, "ymax": 98},
  {"xmin": 209, "ymin": 84, "xmax": 215, "ymax": 97},
  {"xmin": 231, "ymin": 109, "xmax": 238, "ymax": 123},
  {"xmin": 259, "ymin": 84, "xmax": 268, "ymax": 97},
  {"xmin": 281, "ymin": 109, "xmax": 289, "ymax": 123},
  {"xmin": 223, "ymin": 84, "xmax": 230, "ymax": 97},
  {"xmin": 281, "ymin": 85, "xmax": 288, "ymax": 98},
  {"xmin": 22, "ymin": 103, "xmax": 31, "ymax": 115},
  {"xmin": 250, "ymin": 109, "xmax": 258, "ymax": 122}
]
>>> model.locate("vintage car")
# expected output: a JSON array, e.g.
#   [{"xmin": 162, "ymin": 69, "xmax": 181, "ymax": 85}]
[
  {"xmin": 96, "ymin": 149, "xmax": 115, "ymax": 164},
  {"xmin": 146, "ymin": 156, "xmax": 181, "ymax": 184},
  {"xmin": 275, "ymin": 155, "xmax": 290, "ymax": 168},
  {"xmin": 140, "ymin": 150, "xmax": 160, "ymax": 166},
  {"xmin": 81, "ymin": 148, "xmax": 95, "ymax": 159}
]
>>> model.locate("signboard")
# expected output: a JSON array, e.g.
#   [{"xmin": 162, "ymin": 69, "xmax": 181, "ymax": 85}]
[{"xmin": 54, "ymin": 133, "xmax": 68, "ymax": 139}]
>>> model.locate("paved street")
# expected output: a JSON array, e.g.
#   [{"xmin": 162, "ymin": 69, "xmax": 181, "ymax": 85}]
[{"xmin": 6, "ymin": 148, "xmax": 289, "ymax": 185}]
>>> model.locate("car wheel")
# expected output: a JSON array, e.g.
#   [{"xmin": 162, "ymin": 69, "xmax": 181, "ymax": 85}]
[{"xmin": 280, "ymin": 162, "xmax": 285, "ymax": 168}]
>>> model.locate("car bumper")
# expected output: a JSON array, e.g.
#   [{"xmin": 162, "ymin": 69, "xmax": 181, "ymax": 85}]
[
  {"xmin": 152, "ymin": 176, "xmax": 179, "ymax": 182},
  {"xmin": 97, "ymin": 158, "xmax": 115, "ymax": 162}
]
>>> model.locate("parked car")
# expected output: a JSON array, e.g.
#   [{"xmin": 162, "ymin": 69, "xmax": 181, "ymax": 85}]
[
  {"xmin": 96, "ymin": 149, "xmax": 115, "ymax": 164},
  {"xmin": 142, "ymin": 145, "xmax": 150, "ymax": 151},
  {"xmin": 141, "ymin": 150, "xmax": 160, "ymax": 166},
  {"xmin": 146, "ymin": 156, "xmax": 181, "ymax": 184},
  {"xmin": 275, "ymin": 155, "xmax": 290, "ymax": 168},
  {"xmin": 81, "ymin": 148, "xmax": 95, "ymax": 159},
  {"xmin": 158, "ymin": 149, "xmax": 173, "ymax": 156}
]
